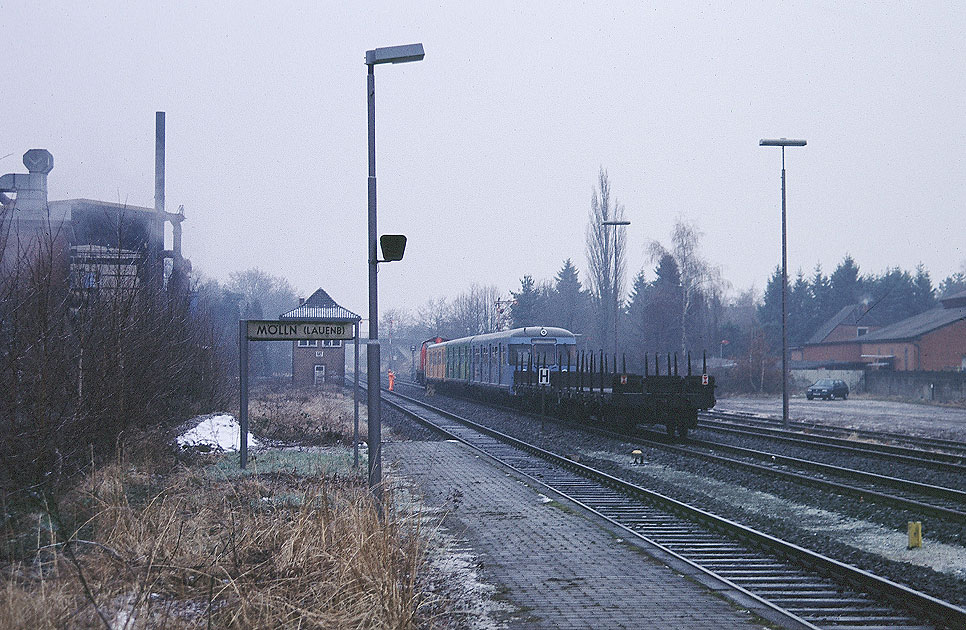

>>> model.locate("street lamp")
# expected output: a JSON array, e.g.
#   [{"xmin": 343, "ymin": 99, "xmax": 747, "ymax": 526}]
[
  {"xmin": 602, "ymin": 219, "xmax": 630, "ymax": 362},
  {"xmin": 366, "ymin": 43, "xmax": 424, "ymax": 506},
  {"xmin": 759, "ymin": 137, "xmax": 806, "ymax": 427}
]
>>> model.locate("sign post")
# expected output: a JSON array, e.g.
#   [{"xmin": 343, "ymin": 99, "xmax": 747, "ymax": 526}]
[
  {"xmin": 239, "ymin": 321, "xmax": 249, "ymax": 469},
  {"xmin": 353, "ymin": 327, "xmax": 360, "ymax": 468},
  {"xmin": 538, "ymin": 367, "xmax": 551, "ymax": 386},
  {"xmin": 238, "ymin": 319, "xmax": 356, "ymax": 469},
  {"xmin": 538, "ymin": 367, "xmax": 550, "ymax": 421}
]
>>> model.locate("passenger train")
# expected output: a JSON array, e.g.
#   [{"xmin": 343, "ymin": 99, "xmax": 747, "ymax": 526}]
[
  {"xmin": 417, "ymin": 326, "xmax": 715, "ymax": 438},
  {"xmin": 422, "ymin": 326, "xmax": 576, "ymax": 388}
]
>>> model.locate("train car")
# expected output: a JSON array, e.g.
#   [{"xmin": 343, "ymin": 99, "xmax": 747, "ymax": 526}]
[
  {"xmin": 422, "ymin": 325, "xmax": 715, "ymax": 438},
  {"xmin": 424, "ymin": 326, "xmax": 576, "ymax": 389},
  {"xmin": 415, "ymin": 336, "xmax": 447, "ymax": 384}
]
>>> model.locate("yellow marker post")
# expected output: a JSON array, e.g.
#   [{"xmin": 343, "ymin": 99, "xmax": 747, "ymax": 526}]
[{"xmin": 907, "ymin": 521, "xmax": 922, "ymax": 549}]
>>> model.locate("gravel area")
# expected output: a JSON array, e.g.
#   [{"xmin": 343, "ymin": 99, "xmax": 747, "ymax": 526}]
[
  {"xmin": 386, "ymin": 385, "xmax": 966, "ymax": 608},
  {"xmin": 584, "ymin": 448, "xmax": 966, "ymax": 577},
  {"xmin": 716, "ymin": 395, "xmax": 966, "ymax": 441}
]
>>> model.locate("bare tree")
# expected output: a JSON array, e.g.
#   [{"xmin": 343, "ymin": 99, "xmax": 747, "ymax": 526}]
[
  {"xmin": 228, "ymin": 268, "xmax": 299, "ymax": 377},
  {"xmin": 648, "ymin": 218, "xmax": 724, "ymax": 354},
  {"xmin": 417, "ymin": 297, "xmax": 450, "ymax": 334},
  {"xmin": 450, "ymin": 284, "xmax": 502, "ymax": 336},
  {"xmin": 585, "ymin": 168, "xmax": 628, "ymax": 351},
  {"xmin": 1, "ymin": 203, "xmax": 229, "ymax": 535}
]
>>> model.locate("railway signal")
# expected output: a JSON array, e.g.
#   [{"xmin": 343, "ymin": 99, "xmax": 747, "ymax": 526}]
[{"xmin": 379, "ymin": 234, "xmax": 407, "ymax": 262}]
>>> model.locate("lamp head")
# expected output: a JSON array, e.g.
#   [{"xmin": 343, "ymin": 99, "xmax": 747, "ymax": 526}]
[
  {"xmin": 759, "ymin": 138, "xmax": 807, "ymax": 147},
  {"xmin": 366, "ymin": 43, "xmax": 425, "ymax": 65}
]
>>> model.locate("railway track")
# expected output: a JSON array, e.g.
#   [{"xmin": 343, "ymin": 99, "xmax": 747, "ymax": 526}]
[
  {"xmin": 380, "ymin": 387, "xmax": 966, "ymax": 630},
  {"xmin": 701, "ymin": 410, "xmax": 966, "ymax": 470},
  {"xmin": 396, "ymin": 380, "xmax": 966, "ymax": 523},
  {"xmin": 634, "ymin": 428, "xmax": 966, "ymax": 522}
]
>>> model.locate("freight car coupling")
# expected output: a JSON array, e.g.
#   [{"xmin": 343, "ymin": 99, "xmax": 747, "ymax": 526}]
[{"xmin": 419, "ymin": 326, "xmax": 715, "ymax": 440}]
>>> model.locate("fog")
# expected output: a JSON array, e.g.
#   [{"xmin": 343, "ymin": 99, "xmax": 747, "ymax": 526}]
[{"xmin": 3, "ymin": 2, "xmax": 964, "ymax": 316}]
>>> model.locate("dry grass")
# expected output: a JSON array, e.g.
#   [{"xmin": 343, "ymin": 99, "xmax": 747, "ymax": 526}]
[
  {"xmin": 0, "ymin": 386, "xmax": 453, "ymax": 629},
  {"xmin": 249, "ymin": 386, "xmax": 361, "ymax": 446},
  {"xmin": 1, "ymin": 455, "xmax": 433, "ymax": 629}
]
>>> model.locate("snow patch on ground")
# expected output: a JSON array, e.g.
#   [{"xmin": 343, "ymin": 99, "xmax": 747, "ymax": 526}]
[{"xmin": 177, "ymin": 414, "xmax": 257, "ymax": 452}]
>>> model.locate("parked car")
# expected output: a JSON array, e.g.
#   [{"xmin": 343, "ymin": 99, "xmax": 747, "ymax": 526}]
[{"xmin": 806, "ymin": 379, "xmax": 849, "ymax": 400}]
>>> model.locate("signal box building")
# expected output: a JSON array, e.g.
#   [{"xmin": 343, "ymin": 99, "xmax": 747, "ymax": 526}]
[{"xmin": 280, "ymin": 288, "xmax": 360, "ymax": 386}]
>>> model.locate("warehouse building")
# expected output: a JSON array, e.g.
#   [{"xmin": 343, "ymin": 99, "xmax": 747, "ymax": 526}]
[
  {"xmin": 1, "ymin": 119, "xmax": 189, "ymax": 298},
  {"xmin": 797, "ymin": 292, "xmax": 966, "ymax": 372},
  {"xmin": 858, "ymin": 290, "xmax": 966, "ymax": 371}
]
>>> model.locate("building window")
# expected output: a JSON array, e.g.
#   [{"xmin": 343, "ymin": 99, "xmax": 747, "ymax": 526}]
[
  {"xmin": 857, "ymin": 327, "xmax": 869, "ymax": 337},
  {"xmin": 316, "ymin": 351, "xmax": 324, "ymax": 358},
  {"xmin": 298, "ymin": 340, "xmax": 319, "ymax": 347},
  {"xmin": 323, "ymin": 340, "xmax": 343, "ymax": 348}
]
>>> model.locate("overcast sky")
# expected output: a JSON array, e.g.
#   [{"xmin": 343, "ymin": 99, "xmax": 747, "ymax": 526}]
[{"xmin": 3, "ymin": 1, "xmax": 964, "ymax": 318}]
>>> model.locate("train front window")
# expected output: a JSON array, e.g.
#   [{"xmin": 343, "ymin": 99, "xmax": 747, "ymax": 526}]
[
  {"xmin": 532, "ymin": 343, "xmax": 556, "ymax": 365},
  {"xmin": 560, "ymin": 345, "xmax": 577, "ymax": 365},
  {"xmin": 507, "ymin": 344, "xmax": 529, "ymax": 366}
]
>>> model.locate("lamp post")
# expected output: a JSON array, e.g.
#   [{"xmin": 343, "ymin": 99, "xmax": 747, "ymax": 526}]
[
  {"xmin": 602, "ymin": 219, "xmax": 630, "ymax": 361},
  {"xmin": 759, "ymin": 138, "xmax": 806, "ymax": 427},
  {"xmin": 366, "ymin": 43, "xmax": 424, "ymax": 506}
]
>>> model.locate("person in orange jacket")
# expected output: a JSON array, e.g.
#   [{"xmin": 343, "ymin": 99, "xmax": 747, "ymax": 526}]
[{"xmin": 388, "ymin": 368, "xmax": 395, "ymax": 391}]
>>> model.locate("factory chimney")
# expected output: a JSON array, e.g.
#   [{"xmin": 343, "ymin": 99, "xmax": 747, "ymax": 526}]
[{"xmin": 152, "ymin": 112, "xmax": 166, "ymax": 285}]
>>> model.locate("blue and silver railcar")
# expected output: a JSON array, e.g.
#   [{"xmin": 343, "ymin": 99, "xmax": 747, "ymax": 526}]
[{"xmin": 424, "ymin": 326, "xmax": 577, "ymax": 391}]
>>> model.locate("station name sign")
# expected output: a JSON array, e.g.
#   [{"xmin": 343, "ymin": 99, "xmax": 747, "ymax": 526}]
[{"xmin": 246, "ymin": 319, "xmax": 354, "ymax": 341}]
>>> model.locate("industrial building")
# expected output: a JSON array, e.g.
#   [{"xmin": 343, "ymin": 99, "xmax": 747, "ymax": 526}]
[{"xmin": 0, "ymin": 114, "xmax": 190, "ymax": 299}]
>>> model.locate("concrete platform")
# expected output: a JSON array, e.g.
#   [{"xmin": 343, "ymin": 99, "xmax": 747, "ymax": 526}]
[{"xmin": 385, "ymin": 439, "xmax": 773, "ymax": 629}]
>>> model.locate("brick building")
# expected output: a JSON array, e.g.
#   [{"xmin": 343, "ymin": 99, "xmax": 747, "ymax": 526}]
[
  {"xmin": 797, "ymin": 292, "xmax": 966, "ymax": 371},
  {"xmin": 858, "ymin": 290, "xmax": 966, "ymax": 371},
  {"xmin": 280, "ymin": 289, "xmax": 360, "ymax": 386},
  {"xmin": 796, "ymin": 303, "xmax": 882, "ymax": 366}
]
